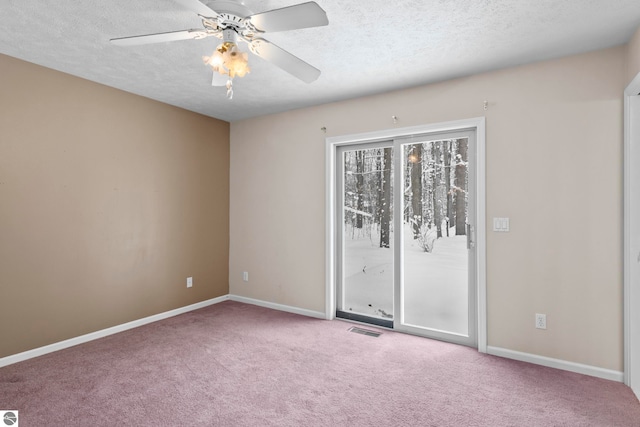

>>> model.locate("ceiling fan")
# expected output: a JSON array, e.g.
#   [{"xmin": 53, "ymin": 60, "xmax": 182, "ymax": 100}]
[{"xmin": 110, "ymin": 0, "xmax": 329, "ymax": 99}]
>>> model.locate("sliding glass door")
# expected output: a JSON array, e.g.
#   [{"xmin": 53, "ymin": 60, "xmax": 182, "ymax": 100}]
[
  {"xmin": 336, "ymin": 142, "xmax": 394, "ymax": 328},
  {"xmin": 336, "ymin": 131, "xmax": 477, "ymax": 347},
  {"xmin": 394, "ymin": 132, "xmax": 476, "ymax": 346}
]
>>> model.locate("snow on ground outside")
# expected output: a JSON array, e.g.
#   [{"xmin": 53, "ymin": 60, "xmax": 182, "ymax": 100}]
[{"xmin": 343, "ymin": 225, "xmax": 468, "ymax": 335}]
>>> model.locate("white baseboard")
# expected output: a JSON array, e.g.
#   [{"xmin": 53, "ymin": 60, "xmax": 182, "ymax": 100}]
[
  {"xmin": 228, "ymin": 294, "xmax": 326, "ymax": 319},
  {"xmin": 1, "ymin": 297, "xmax": 624, "ymax": 384},
  {"xmin": 0, "ymin": 295, "xmax": 229, "ymax": 368},
  {"xmin": 487, "ymin": 346, "xmax": 624, "ymax": 382}
]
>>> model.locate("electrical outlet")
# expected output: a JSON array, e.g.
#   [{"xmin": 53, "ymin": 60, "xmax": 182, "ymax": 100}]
[
  {"xmin": 535, "ymin": 313, "xmax": 546, "ymax": 329},
  {"xmin": 242, "ymin": 271, "xmax": 249, "ymax": 282},
  {"xmin": 187, "ymin": 277, "xmax": 193, "ymax": 288}
]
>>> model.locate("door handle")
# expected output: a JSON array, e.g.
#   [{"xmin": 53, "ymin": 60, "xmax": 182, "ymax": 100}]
[{"xmin": 466, "ymin": 223, "xmax": 475, "ymax": 249}]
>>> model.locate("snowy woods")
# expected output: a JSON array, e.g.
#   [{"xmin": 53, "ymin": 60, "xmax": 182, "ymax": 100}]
[
  {"xmin": 343, "ymin": 139, "xmax": 469, "ymax": 252},
  {"xmin": 340, "ymin": 138, "xmax": 470, "ymax": 331}
]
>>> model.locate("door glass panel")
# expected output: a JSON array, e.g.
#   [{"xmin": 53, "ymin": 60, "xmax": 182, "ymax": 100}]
[
  {"xmin": 339, "ymin": 146, "xmax": 394, "ymax": 320},
  {"xmin": 401, "ymin": 138, "xmax": 469, "ymax": 335}
]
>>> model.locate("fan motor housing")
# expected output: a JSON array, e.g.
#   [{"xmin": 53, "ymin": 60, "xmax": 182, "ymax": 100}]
[
  {"xmin": 204, "ymin": 1, "xmax": 252, "ymax": 18},
  {"xmin": 222, "ymin": 28, "xmax": 238, "ymax": 44}
]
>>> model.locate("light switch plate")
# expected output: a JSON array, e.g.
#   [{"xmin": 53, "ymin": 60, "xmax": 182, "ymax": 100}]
[{"xmin": 493, "ymin": 217, "xmax": 510, "ymax": 232}]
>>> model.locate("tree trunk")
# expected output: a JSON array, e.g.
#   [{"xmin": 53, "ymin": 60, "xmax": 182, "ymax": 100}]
[
  {"xmin": 444, "ymin": 140, "xmax": 452, "ymax": 237},
  {"xmin": 380, "ymin": 147, "xmax": 392, "ymax": 248},
  {"xmin": 375, "ymin": 148, "xmax": 383, "ymax": 226},
  {"xmin": 455, "ymin": 138, "xmax": 468, "ymax": 236},
  {"xmin": 410, "ymin": 144, "xmax": 422, "ymax": 239},
  {"xmin": 355, "ymin": 150, "xmax": 365, "ymax": 229},
  {"xmin": 432, "ymin": 141, "xmax": 442, "ymax": 238}
]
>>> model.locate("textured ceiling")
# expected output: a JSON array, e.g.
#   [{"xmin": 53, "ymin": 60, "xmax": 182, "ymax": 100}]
[{"xmin": 1, "ymin": 0, "xmax": 640, "ymax": 122}]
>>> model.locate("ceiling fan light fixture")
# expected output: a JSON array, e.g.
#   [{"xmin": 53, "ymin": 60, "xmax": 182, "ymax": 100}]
[
  {"xmin": 203, "ymin": 41, "xmax": 250, "ymax": 77},
  {"xmin": 225, "ymin": 45, "xmax": 250, "ymax": 78},
  {"xmin": 202, "ymin": 40, "xmax": 250, "ymax": 100},
  {"xmin": 202, "ymin": 49, "xmax": 224, "ymax": 70}
]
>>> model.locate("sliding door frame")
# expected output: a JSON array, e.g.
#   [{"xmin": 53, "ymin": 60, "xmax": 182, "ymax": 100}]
[
  {"xmin": 325, "ymin": 117, "xmax": 487, "ymax": 352},
  {"xmin": 624, "ymin": 72, "xmax": 640, "ymax": 399},
  {"xmin": 335, "ymin": 140, "xmax": 395, "ymax": 328},
  {"xmin": 393, "ymin": 130, "xmax": 477, "ymax": 347}
]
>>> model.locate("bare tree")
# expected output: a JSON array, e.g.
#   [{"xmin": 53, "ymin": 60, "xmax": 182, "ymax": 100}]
[
  {"xmin": 431, "ymin": 141, "xmax": 442, "ymax": 238},
  {"xmin": 375, "ymin": 148, "xmax": 383, "ymax": 227},
  {"xmin": 355, "ymin": 150, "xmax": 365, "ymax": 229},
  {"xmin": 455, "ymin": 138, "xmax": 468, "ymax": 236},
  {"xmin": 379, "ymin": 147, "xmax": 392, "ymax": 248},
  {"xmin": 443, "ymin": 140, "xmax": 452, "ymax": 237},
  {"xmin": 409, "ymin": 144, "xmax": 423, "ymax": 239}
]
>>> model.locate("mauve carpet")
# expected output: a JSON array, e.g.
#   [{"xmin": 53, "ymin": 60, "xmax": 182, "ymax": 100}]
[{"xmin": 1, "ymin": 300, "xmax": 639, "ymax": 426}]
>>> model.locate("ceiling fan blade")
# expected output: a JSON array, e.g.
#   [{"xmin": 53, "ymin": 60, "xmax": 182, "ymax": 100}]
[
  {"xmin": 250, "ymin": 38, "xmax": 320, "ymax": 83},
  {"xmin": 110, "ymin": 29, "xmax": 209, "ymax": 46},
  {"xmin": 173, "ymin": 0, "xmax": 218, "ymax": 17},
  {"xmin": 247, "ymin": 2, "xmax": 328, "ymax": 33}
]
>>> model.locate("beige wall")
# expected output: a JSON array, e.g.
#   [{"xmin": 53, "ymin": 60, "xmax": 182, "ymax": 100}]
[
  {"xmin": 0, "ymin": 54, "xmax": 230, "ymax": 358},
  {"xmin": 627, "ymin": 26, "xmax": 640, "ymax": 84},
  {"xmin": 230, "ymin": 46, "xmax": 626, "ymax": 371}
]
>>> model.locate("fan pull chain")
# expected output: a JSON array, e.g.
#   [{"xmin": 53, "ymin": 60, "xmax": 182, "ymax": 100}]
[{"xmin": 226, "ymin": 78, "xmax": 233, "ymax": 100}]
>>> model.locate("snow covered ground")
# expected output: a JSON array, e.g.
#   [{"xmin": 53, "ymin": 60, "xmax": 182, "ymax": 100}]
[{"xmin": 342, "ymin": 225, "xmax": 468, "ymax": 336}]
